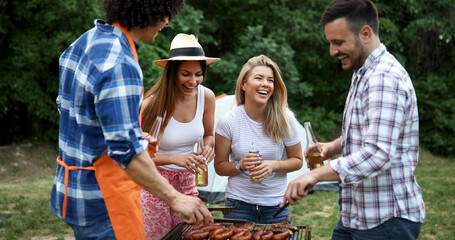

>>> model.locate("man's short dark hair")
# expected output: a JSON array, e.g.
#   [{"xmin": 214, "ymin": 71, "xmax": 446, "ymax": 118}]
[
  {"xmin": 321, "ymin": 0, "xmax": 379, "ymax": 36},
  {"xmin": 102, "ymin": 0, "xmax": 185, "ymax": 30}
]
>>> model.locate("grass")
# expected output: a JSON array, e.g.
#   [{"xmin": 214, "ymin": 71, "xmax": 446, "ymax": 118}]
[
  {"xmin": 0, "ymin": 177, "xmax": 72, "ymax": 240},
  {"xmin": 0, "ymin": 143, "xmax": 454, "ymax": 239},
  {"xmin": 413, "ymin": 151, "xmax": 455, "ymax": 239}
]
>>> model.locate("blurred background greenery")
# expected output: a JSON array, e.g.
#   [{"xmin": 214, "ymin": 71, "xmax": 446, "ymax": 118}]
[{"xmin": 1, "ymin": 0, "xmax": 454, "ymax": 157}]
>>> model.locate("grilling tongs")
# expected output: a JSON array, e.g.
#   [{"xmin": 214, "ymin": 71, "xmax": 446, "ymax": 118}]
[
  {"xmin": 273, "ymin": 184, "xmax": 312, "ymax": 218},
  {"xmin": 207, "ymin": 207, "xmax": 235, "ymax": 215}
]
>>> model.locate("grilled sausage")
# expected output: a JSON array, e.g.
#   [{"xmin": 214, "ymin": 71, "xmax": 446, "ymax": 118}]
[
  {"xmin": 192, "ymin": 229, "xmax": 211, "ymax": 240},
  {"xmin": 216, "ymin": 228, "xmax": 233, "ymax": 240},
  {"xmin": 231, "ymin": 229, "xmax": 253, "ymax": 240},
  {"xmin": 233, "ymin": 227, "xmax": 250, "ymax": 234},
  {"xmin": 253, "ymin": 230, "xmax": 264, "ymax": 240},
  {"xmin": 272, "ymin": 230, "xmax": 290, "ymax": 240},
  {"xmin": 210, "ymin": 227, "xmax": 233, "ymax": 240},
  {"xmin": 253, "ymin": 229, "xmax": 275, "ymax": 240},
  {"xmin": 184, "ymin": 229, "xmax": 210, "ymax": 240},
  {"xmin": 192, "ymin": 223, "xmax": 205, "ymax": 230},
  {"xmin": 185, "ymin": 223, "xmax": 224, "ymax": 240},
  {"xmin": 201, "ymin": 224, "xmax": 224, "ymax": 233},
  {"xmin": 261, "ymin": 230, "xmax": 274, "ymax": 240}
]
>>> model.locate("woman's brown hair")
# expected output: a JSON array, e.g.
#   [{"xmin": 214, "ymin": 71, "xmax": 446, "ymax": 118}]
[{"xmin": 141, "ymin": 60, "xmax": 207, "ymax": 140}]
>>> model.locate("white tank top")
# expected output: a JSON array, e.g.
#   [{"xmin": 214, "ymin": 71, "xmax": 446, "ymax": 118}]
[{"xmin": 158, "ymin": 85, "xmax": 205, "ymax": 171}]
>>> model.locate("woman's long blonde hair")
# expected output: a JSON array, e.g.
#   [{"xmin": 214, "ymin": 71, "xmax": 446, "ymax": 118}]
[
  {"xmin": 141, "ymin": 60, "xmax": 207, "ymax": 140},
  {"xmin": 235, "ymin": 55, "xmax": 293, "ymax": 144}
]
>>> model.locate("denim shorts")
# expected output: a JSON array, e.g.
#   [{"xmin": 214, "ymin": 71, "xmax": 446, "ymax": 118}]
[
  {"xmin": 332, "ymin": 217, "xmax": 422, "ymax": 240},
  {"xmin": 66, "ymin": 217, "xmax": 116, "ymax": 240},
  {"xmin": 224, "ymin": 198, "xmax": 292, "ymax": 224}
]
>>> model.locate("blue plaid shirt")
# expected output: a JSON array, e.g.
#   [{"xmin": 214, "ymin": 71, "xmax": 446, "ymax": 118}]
[
  {"xmin": 330, "ymin": 44, "xmax": 425, "ymax": 229},
  {"xmin": 50, "ymin": 19, "xmax": 147, "ymax": 226}
]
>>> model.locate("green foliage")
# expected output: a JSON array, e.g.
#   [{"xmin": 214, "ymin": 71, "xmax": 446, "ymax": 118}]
[
  {"xmin": 1, "ymin": 0, "xmax": 454, "ymax": 157},
  {"xmin": 138, "ymin": 42, "xmax": 165, "ymax": 89},
  {"xmin": 185, "ymin": 0, "xmax": 323, "ymax": 105},
  {"xmin": 296, "ymin": 107, "xmax": 343, "ymax": 142},
  {"xmin": 0, "ymin": 0, "xmax": 103, "ymax": 144},
  {"xmin": 380, "ymin": 0, "xmax": 455, "ymax": 156},
  {"xmin": 415, "ymin": 74, "xmax": 455, "ymax": 156},
  {"xmin": 182, "ymin": 0, "xmax": 455, "ymax": 156}
]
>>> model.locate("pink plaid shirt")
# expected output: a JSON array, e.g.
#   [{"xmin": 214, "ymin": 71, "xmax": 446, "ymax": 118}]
[{"xmin": 330, "ymin": 44, "xmax": 425, "ymax": 230}]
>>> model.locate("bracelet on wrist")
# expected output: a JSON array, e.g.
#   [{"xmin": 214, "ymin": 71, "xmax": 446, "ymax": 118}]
[{"xmin": 235, "ymin": 160, "xmax": 243, "ymax": 173}]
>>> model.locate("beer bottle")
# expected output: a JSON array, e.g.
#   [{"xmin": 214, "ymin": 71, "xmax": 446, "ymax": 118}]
[
  {"xmin": 304, "ymin": 122, "xmax": 324, "ymax": 169},
  {"xmin": 195, "ymin": 137, "xmax": 208, "ymax": 187}
]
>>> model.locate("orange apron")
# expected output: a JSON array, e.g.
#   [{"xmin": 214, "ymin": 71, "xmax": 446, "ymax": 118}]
[{"xmin": 57, "ymin": 22, "xmax": 145, "ymax": 240}]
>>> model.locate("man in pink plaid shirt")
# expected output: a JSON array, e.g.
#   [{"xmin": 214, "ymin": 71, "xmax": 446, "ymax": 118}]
[{"xmin": 281, "ymin": 0, "xmax": 425, "ymax": 239}]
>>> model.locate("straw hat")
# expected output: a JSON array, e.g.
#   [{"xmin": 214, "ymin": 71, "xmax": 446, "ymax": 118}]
[{"xmin": 154, "ymin": 33, "xmax": 220, "ymax": 67}]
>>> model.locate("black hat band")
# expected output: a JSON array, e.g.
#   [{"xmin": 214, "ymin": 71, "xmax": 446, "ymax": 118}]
[{"xmin": 169, "ymin": 47, "xmax": 205, "ymax": 58}]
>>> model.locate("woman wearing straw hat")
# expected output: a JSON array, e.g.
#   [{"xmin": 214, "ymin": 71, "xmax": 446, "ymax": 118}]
[{"xmin": 140, "ymin": 33, "xmax": 219, "ymax": 238}]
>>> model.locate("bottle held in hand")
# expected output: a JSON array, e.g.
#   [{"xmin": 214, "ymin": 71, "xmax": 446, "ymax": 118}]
[
  {"xmin": 147, "ymin": 116, "xmax": 162, "ymax": 157},
  {"xmin": 307, "ymin": 152, "xmax": 324, "ymax": 169},
  {"xmin": 304, "ymin": 122, "xmax": 324, "ymax": 170},
  {"xmin": 249, "ymin": 142, "xmax": 261, "ymax": 183},
  {"xmin": 195, "ymin": 137, "xmax": 208, "ymax": 187}
]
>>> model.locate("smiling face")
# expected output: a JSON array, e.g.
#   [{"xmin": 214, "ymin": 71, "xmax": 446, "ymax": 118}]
[
  {"xmin": 241, "ymin": 66, "xmax": 275, "ymax": 105},
  {"xmin": 325, "ymin": 18, "xmax": 367, "ymax": 71},
  {"xmin": 176, "ymin": 61, "xmax": 204, "ymax": 96}
]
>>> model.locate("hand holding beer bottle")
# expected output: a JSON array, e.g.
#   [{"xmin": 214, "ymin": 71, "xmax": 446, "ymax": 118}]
[
  {"xmin": 146, "ymin": 116, "xmax": 162, "ymax": 158},
  {"xmin": 194, "ymin": 137, "xmax": 208, "ymax": 187},
  {"xmin": 249, "ymin": 142, "xmax": 262, "ymax": 183},
  {"xmin": 304, "ymin": 122, "xmax": 324, "ymax": 170}
]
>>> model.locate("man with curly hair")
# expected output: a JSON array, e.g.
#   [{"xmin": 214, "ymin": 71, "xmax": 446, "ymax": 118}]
[{"xmin": 50, "ymin": 1, "xmax": 213, "ymax": 239}]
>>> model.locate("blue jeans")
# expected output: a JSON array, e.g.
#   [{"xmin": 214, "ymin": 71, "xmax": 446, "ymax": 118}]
[
  {"xmin": 67, "ymin": 218, "xmax": 116, "ymax": 240},
  {"xmin": 332, "ymin": 217, "xmax": 422, "ymax": 240},
  {"xmin": 224, "ymin": 198, "xmax": 292, "ymax": 224}
]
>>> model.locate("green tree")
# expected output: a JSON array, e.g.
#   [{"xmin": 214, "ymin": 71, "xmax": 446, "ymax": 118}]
[
  {"xmin": 185, "ymin": 0, "xmax": 344, "ymax": 140},
  {"xmin": 184, "ymin": 0, "xmax": 455, "ymax": 154},
  {"xmin": 397, "ymin": 0, "xmax": 455, "ymax": 156},
  {"xmin": 0, "ymin": 0, "xmax": 103, "ymax": 144},
  {"xmin": 1, "ymin": 0, "xmax": 454, "ymax": 157}
]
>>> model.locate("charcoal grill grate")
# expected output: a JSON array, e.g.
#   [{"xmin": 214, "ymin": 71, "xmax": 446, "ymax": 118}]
[{"xmin": 162, "ymin": 221, "xmax": 311, "ymax": 240}]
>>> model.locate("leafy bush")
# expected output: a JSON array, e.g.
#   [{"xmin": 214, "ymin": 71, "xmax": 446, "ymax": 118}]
[
  {"xmin": 1, "ymin": 0, "xmax": 454, "ymax": 158},
  {"xmin": 415, "ymin": 74, "xmax": 455, "ymax": 156},
  {"xmin": 0, "ymin": 0, "xmax": 103, "ymax": 144}
]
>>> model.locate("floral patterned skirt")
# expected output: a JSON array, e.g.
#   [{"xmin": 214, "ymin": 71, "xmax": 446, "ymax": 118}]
[{"xmin": 140, "ymin": 168, "xmax": 198, "ymax": 240}]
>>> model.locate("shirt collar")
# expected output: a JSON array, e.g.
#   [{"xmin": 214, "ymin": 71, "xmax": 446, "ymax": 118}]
[
  {"xmin": 355, "ymin": 43, "xmax": 386, "ymax": 77},
  {"xmin": 94, "ymin": 19, "xmax": 140, "ymax": 51}
]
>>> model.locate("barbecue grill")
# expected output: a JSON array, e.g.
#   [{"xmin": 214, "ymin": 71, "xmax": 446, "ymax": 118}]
[{"xmin": 162, "ymin": 218, "xmax": 311, "ymax": 240}]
